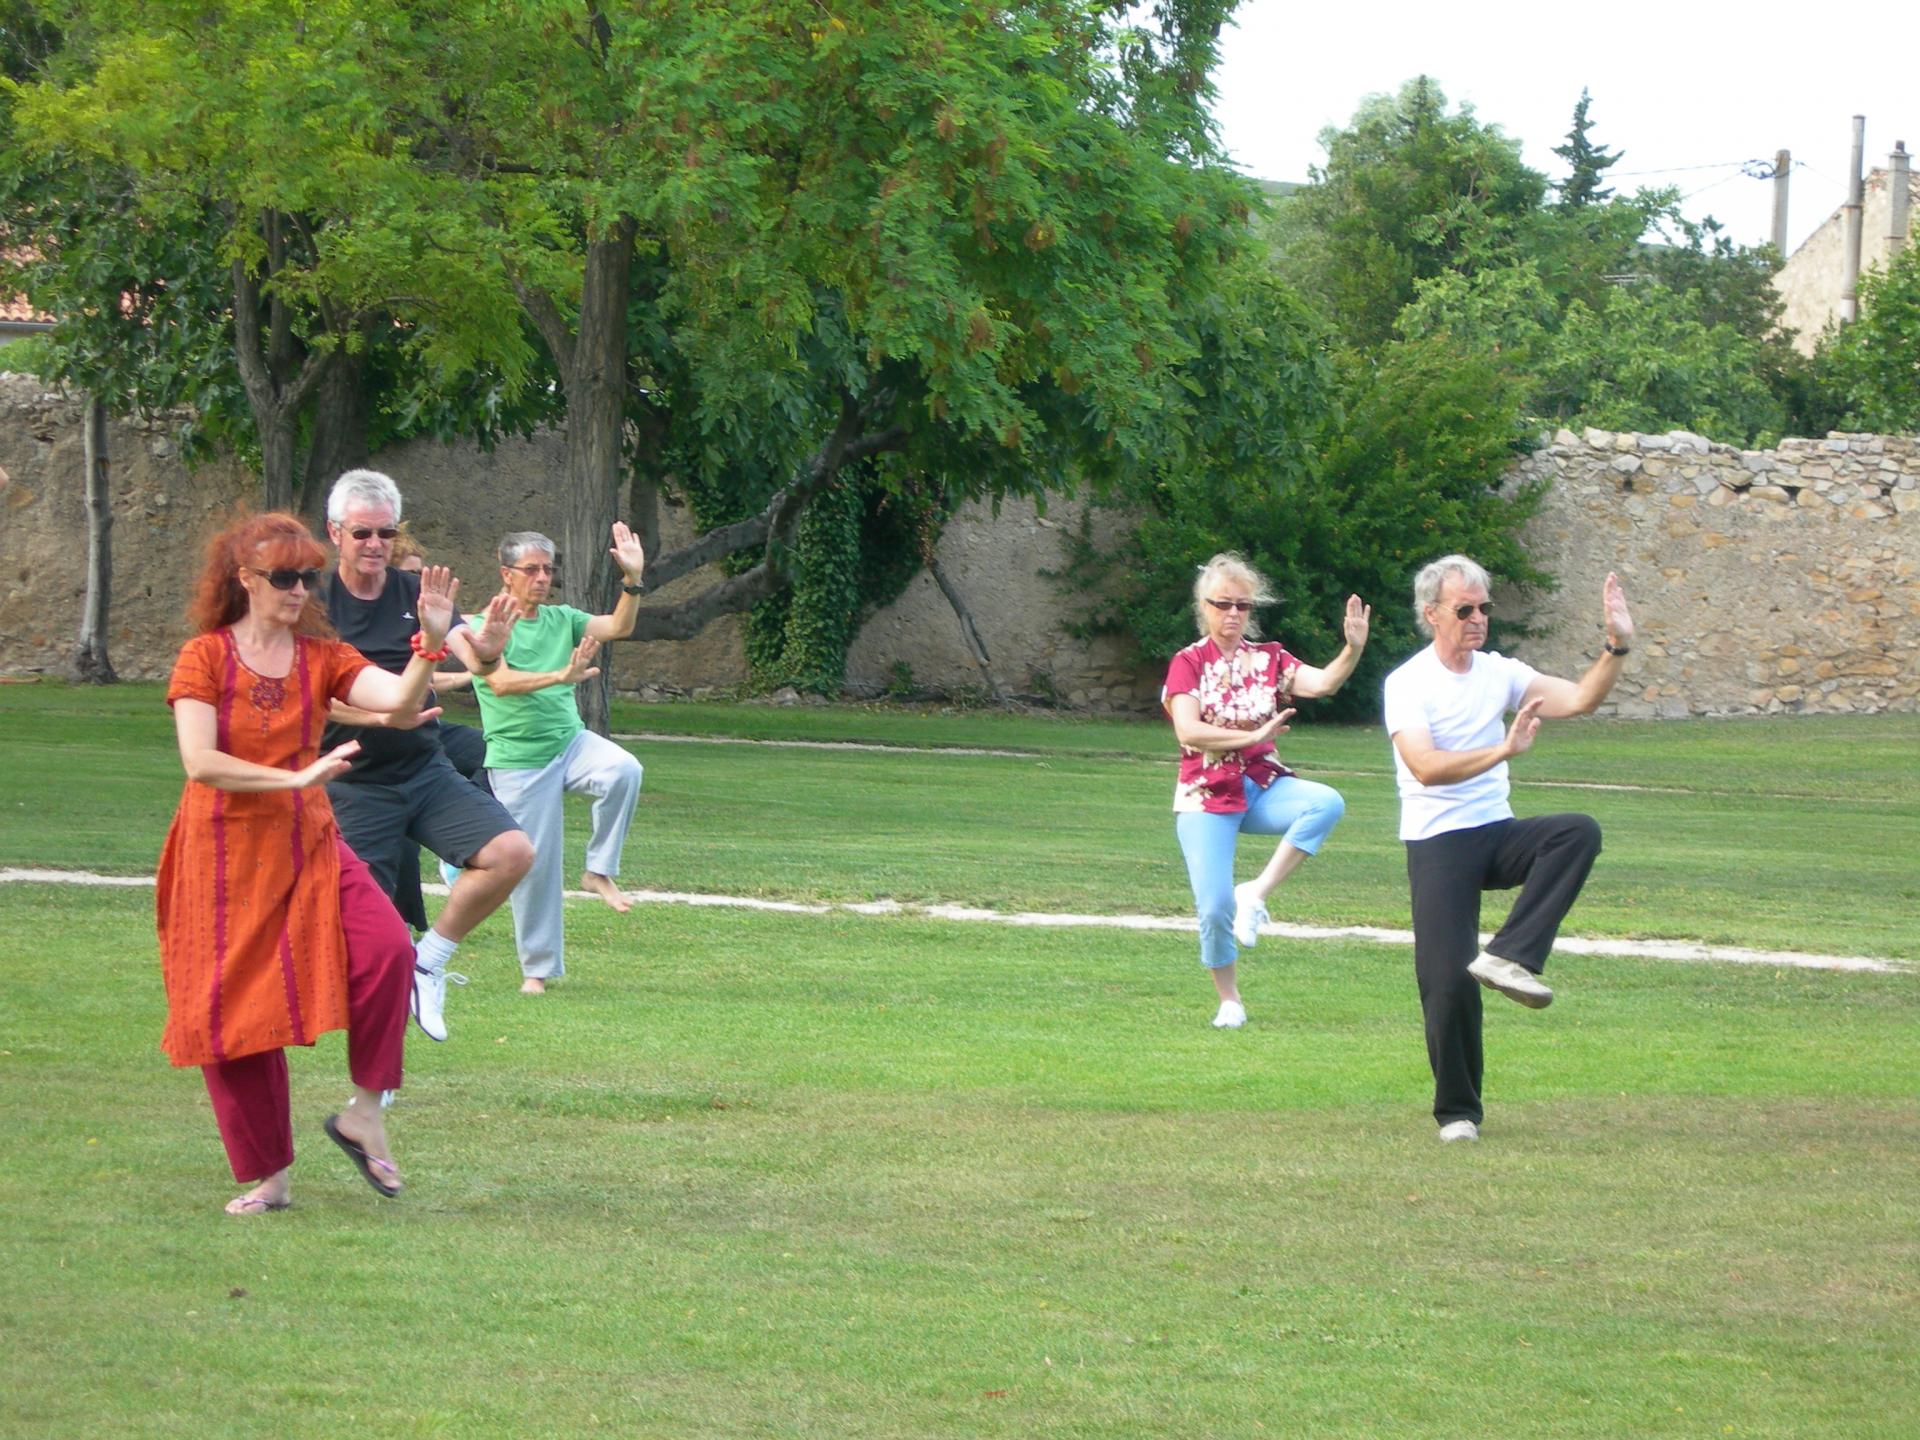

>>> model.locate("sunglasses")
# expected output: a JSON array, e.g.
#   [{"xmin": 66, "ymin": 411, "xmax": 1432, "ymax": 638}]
[
  {"xmin": 347, "ymin": 526, "xmax": 400, "ymax": 541},
  {"xmin": 1451, "ymin": 601, "xmax": 1494, "ymax": 619},
  {"xmin": 1205, "ymin": 597, "xmax": 1255, "ymax": 613},
  {"xmin": 248, "ymin": 567, "xmax": 323, "ymax": 592},
  {"xmin": 507, "ymin": 563, "xmax": 558, "ymax": 576}
]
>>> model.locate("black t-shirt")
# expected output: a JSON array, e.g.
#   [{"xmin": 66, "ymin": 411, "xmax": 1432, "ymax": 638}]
[{"xmin": 321, "ymin": 568, "xmax": 464, "ymax": 785}]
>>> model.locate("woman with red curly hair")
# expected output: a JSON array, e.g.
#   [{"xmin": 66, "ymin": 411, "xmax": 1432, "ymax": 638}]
[{"xmin": 158, "ymin": 511, "xmax": 458, "ymax": 1214}]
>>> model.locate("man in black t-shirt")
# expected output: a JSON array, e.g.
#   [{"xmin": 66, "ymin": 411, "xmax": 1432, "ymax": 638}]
[{"xmin": 322, "ymin": 468, "xmax": 536, "ymax": 1044}]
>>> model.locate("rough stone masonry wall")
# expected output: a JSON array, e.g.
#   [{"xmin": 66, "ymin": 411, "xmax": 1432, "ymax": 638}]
[
  {"xmin": 1505, "ymin": 428, "xmax": 1918, "ymax": 717},
  {"xmin": 3, "ymin": 370, "xmax": 1915, "ymax": 715}
]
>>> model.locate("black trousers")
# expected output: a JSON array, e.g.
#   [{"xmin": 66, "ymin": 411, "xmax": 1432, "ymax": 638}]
[{"xmin": 1405, "ymin": 814, "xmax": 1603, "ymax": 1126}]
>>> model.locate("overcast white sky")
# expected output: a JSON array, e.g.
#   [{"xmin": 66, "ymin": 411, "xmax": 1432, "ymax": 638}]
[{"xmin": 1209, "ymin": 0, "xmax": 1912, "ymax": 255}]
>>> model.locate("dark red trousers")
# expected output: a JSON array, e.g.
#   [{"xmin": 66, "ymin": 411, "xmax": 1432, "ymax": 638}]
[{"xmin": 200, "ymin": 840, "xmax": 414, "ymax": 1182}]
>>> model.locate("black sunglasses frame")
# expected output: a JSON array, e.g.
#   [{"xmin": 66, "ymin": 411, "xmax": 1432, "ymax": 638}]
[
  {"xmin": 1204, "ymin": 597, "xmax": 1256, "ymax": 613},
  {"xmin": 249, "ymin": 566, "xmax": 323, "ymax": 592},
  {"xmin": 1451, "ymin": 601, "xmax": 1494, "ymax": 619},
  {"xmin": 347, "ymin": 526, "xmax": 400, "ymax": 541}
]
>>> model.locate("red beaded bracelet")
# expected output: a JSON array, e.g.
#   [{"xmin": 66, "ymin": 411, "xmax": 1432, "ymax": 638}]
[{"xmin": 410, "ymin": 631, "xmax": 450, "ymax": 663}]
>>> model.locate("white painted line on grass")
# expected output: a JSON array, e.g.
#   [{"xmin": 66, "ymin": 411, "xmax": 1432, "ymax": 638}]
[{"xmin": 6, "ymin": 867, "xmax": 1908, "ymax": 974}]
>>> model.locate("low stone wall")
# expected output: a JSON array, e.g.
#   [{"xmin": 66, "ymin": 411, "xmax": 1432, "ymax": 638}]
[
  {"xmin": 3, "ymin": 372, "xmax": 1915, "ymax": 715},
  {"xmin": 1505, "ymin": 428, "xmax": 1918, "ymax": 716}
]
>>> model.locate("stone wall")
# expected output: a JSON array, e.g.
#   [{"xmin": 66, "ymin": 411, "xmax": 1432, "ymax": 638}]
[
  {"xmin": 1504, "ymin": 428, "xmax": 1918, "ymax": 716},
  {"xmin": 0, "ymin": 374, "xmax": 747, "ymax": 691},
  {"xmin": 3, "ymin": 372, "xmax": 1915, "ymax": 716}
]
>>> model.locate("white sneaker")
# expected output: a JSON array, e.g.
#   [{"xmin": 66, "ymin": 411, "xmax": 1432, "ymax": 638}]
[
  {"xmin": 1231, "ymin": 882, "xmax": 1269, "ymax": 948},
  {"xmin": 1467, "ymin": 952, "xmax": 1554, "ymax": 1009},
  {"xmin": 1212, "ymin": 999, "xmax": 1247, "ymax": 1029},
  {"xmin": 1438, "ymin": 1120, "xmax": 1480, "ymax": 1143},
  {"xmin": 438, "ymin": 859, "xmax": 461, "ymax": 889},
  {"xmin": 410, "ymin": 964, "xmax": 468, "ymax": 1042}
]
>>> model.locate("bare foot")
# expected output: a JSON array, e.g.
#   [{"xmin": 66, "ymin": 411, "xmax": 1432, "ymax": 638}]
[
  {"xmin": 224, "ymin": 1171, "xmax": 291, "ymax": 1215},
  {"xmin": 581, "ymin": 871, "xmax": 632, "ymax": 913},
  {"xmin": 521, "ymin": 976, "xmax": 546, "ymax": 995}
]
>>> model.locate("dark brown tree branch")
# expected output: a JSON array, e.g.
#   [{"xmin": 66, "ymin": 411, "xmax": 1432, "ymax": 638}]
[{"xmin": 510, "ymin": 270, "xmax": 576, "ymax": 377}]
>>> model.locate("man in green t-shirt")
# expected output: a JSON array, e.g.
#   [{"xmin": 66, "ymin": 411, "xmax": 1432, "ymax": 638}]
[{"xmin": 471, "ymin": 525, "xmax": 647, "ymax": 993}]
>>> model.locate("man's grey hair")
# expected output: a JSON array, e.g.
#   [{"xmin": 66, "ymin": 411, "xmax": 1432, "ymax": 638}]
[
  {"xmin": 1191, "ymin": 551, "xmax": 1278, "ymax": 640},
  {"xmin": 498, "ymin": 531, "xmax": 557, "ymax": 569},
  {"xmin": 1412, "ymin": 554, "xmax": 1493, "ymax": 637},
  {"xmin": 327, "ymin": 468, "xmax": 404, "ymax": 525}
]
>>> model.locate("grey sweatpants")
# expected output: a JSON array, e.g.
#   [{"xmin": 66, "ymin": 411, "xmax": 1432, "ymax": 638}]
[{"xmin": 489, "ymin": 729, "xmax": 643, "ymax": 979}]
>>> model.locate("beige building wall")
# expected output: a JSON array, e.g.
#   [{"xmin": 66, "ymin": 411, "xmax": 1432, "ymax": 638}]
[{"xmin": 1773, "ymin": 166, "xmax": 1919, "ymax": 354}]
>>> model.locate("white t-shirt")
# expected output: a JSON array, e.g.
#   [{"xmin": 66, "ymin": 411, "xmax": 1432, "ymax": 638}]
[{"xmin": 1382, "ymin": 646, "xmax": 1540, "ymax": 841}]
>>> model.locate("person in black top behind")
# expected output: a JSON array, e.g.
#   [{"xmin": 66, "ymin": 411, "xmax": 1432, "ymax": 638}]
[{"xmin": 321, "ymin": 469, "xmax": 535, "ymax": 1044}]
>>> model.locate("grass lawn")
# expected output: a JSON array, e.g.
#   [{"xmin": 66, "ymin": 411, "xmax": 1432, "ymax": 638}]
[{"xmin": 1, "ymin": 684, "xmax": 1916, "ymax": 1436}]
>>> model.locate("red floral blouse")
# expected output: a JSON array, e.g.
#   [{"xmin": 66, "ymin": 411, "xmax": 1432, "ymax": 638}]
[{"xmin": 1161, "ymin": 638, "xmax": 1299, "ymax": 814}]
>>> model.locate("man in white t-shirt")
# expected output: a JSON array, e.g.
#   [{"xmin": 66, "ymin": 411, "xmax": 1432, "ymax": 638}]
[{"xmin": 1382, "ymin": 555, "xmax": 1635, "ymax": 1143}]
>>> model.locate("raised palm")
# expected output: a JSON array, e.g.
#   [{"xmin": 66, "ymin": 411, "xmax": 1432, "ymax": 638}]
[
  {"xmin": 609, "ymin": 522, "xmax": 646, "ymax": 583},
  {"xmin": 1602, "ymin": 572, "xmax": 1634, "ymax": 642}
]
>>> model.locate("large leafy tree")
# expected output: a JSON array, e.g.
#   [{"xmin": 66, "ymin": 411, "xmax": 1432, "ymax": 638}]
[
  {"xmin": 19, "ymin": 0, "xmax": 1255, "ymax": 724},
  {"xmin": 1269, "ymin": 76, "xmax": 1548, "ymax": 350}
]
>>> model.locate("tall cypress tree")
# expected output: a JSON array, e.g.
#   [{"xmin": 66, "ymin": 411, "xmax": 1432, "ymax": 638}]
[{"xmin": 1553, "ymin": 88, "xmax": 1621, "ymax": 207}]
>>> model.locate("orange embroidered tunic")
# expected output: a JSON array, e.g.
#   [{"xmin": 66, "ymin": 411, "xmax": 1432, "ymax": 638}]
[{"xmin": 156, "ymin": 630, "xmax": 370, "ymax": 1067}]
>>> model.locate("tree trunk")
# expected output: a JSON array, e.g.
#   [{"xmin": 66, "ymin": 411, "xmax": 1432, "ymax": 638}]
[
  {"xmin": 559, "ymin": 219, "xmax": 637, "ymax": 737},
  {"xmin": 301, "ymin": 342, "xmax": 371, "ymax": 521},
  {"xmin": 927, "ymin": 554, "xmax": 1007, "ymax": 701},
  {"xmin": 259, "ymin": 420, "xmax": 298, "ymax": 513},
  {"xmin": 72, "ymin": 393, "xmax": 117, "ymax": 684}
]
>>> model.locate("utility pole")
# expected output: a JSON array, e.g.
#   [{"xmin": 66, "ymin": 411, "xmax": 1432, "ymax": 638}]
[
  {"xmin": 1840, "ymin": 115, "xmax": 1865, "ymax": 323},
  {"xmin": 1771, "ymin": 148, "xmax": 1791, "ymax": 255}
]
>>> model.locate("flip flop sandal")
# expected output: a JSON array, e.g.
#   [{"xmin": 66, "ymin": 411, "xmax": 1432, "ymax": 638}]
[
  {"xmin": 225, "ymin": 1194, "xmax": 291, "ymax": 1216},
  {"xmin": 323, "ymin": 1114, "xmax": 403, "ymax": 1198}
]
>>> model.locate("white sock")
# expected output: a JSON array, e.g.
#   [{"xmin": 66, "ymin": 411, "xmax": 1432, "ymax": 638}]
[{"xmin": 415, "ymin": 928, "xmax": 458, "ymax": 975}]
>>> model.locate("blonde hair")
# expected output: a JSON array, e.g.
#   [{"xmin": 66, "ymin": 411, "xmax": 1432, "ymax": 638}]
[
  {"xmin": 1191, "ymin": 552, "xmax": 1277, "ymax": 639},
  {"xmin": 388, "ymin": 522, "xmax": 425, "ymax": 567}
]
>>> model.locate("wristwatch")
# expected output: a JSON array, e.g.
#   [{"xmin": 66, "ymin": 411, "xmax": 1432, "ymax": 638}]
[
  {"xmin": 621, "ymin": 580, "xmax": 645, "ymax": 596},
  {"xmin": 1602, "ymin": 640, "xmax": 1630, "ymax": 657}
]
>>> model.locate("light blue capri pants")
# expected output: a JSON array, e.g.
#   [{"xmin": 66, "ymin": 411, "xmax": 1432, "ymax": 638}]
[{"xmin": 1175, "ymin": 775, "xmax": 1346, "ymax": 969}]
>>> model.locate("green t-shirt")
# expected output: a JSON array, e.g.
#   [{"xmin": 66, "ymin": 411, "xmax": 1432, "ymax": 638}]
[{"xmin": 472, "ymin": 603, "xmax": 592, "ymax": 770}]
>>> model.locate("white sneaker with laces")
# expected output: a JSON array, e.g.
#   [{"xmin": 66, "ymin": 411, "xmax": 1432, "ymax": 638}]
[
  {"xmin": 1231, "ymin": 882, "xmax": 1269, "ymax": 948},
  {"xmin": 1437, "ymin": 1120, "xmax": 1480, "ymax": 1143},
  {"xmin": 1212, "ymin": 999, "xmax": 1247, "ymax": 1029},
  {"xmin": 1467, "ymin": 952, "xmax": 1554, "ymax": 1009},
  {"xmin": 411, "ymin": 964, "xmax": 469, "ymax": 1042}
]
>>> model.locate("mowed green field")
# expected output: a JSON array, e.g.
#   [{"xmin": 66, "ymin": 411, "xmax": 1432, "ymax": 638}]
[{"xmin": 1, "ymin": 683, "xmax": 1915, "ymax": 1438}]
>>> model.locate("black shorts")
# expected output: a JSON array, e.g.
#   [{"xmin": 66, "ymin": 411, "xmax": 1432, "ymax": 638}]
[{"xmin": 328, "ymin": 752, "xmax": 518, "ymax": 905}]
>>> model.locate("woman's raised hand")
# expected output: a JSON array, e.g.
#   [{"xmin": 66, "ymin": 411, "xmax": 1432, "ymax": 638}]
[
  {"xmin": 1252, "ymin": 707, "xmax": 1296, "ymax": 745},
  {"xmin": 1342, "ymin": 594, "xmax": 1372, "ymax": 650}
]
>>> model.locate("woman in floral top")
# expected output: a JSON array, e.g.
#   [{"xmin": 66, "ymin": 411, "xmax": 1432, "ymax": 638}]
[{"xmin": 1162, "ymin": 554, "xmax": 1370, "ymax": 1028}]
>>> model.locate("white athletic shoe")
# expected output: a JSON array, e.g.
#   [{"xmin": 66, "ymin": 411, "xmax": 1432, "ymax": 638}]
[
  {"xmin": 1467, "ymin": 952, "xmax": 1554, "ymax": 1009},
  {"xmin": 438, "ymin": 859, "xmax": 461, "ymax": 889},
  {"xmin": 1437, "ymin": 1120, "xmax": 1480, "ymax": 1143},
  {"xmin": 1231, "ymin": 882, "xmax": 1269, "ymax": 948},
  {"xmin": 1212, "ymin": 999, "xmax": 1247, "ymax": 1029},
  {"xmin": 410, "ymin": 964, "xmax": 468, "ymax": 1042}
]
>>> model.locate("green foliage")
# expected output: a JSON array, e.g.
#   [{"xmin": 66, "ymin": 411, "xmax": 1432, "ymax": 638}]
[
  {"xmin": 1534, "ymin": 283, "xmax": 1787, "ymax": 443},
  {"xmin": 1271, "ymin": 76, "xmax": 1548, "ymax": 350},
  {"xmin": 1279, "ymin": 81, "xmax": 1813, "ymax": 446},
  {"xmin": 1815, "ymin": 244, "xmax": 1920, "ymax": 433},
  {"xmin": 1552, "ymin": 87, "xmax": 1620, "ymax": 207},
  {"xmin": 1069, "ymin": 252, "xmax": 1545, "ymax": 719}
]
